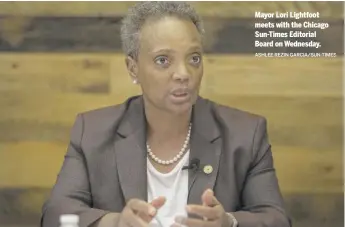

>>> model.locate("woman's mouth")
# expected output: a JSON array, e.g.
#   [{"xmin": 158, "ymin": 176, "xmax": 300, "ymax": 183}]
[
  {"xmin": 170, "ymin": 89, "xmax": 191, "ymax": 104},
  {"xmin": 172, "ymin": 92, "xmax": 188, "ymax": 97}
]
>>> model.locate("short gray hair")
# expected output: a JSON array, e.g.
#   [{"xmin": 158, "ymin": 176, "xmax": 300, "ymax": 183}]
[{"xmin": 120, "ymin": 1, "xmax": 205, "ymax": 59}]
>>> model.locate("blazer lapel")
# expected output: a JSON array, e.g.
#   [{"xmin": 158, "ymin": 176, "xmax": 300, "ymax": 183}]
[
  {"xmin": 114, "ymin": 96, "xmax": 148, "ymax": 202},
  {"xmin": 188, "ymin": 97, "xmax": 222, "ymax": 205}
]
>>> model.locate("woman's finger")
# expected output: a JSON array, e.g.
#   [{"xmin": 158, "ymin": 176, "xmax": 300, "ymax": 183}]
[
  {"xmin": 175, "ymin": 215, "xmax": 216, "ymax": 227},
  {"xmin": 186, "ymin": 205, "xmax": 222, "ymax": 220},
  {"xmin": 128, "ymin": 199, "xmax": 156, "ymax": 217}
]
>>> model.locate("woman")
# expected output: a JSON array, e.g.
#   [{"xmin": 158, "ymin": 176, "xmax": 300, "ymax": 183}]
[{"xmin": 41, "ymin": 2, "xmax": 291, "ymax": 227}]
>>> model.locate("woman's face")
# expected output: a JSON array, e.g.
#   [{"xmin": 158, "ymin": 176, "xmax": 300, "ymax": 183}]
[{"xmin": 127, "ymin": 16, "xmax": 203, "ymax": 115}]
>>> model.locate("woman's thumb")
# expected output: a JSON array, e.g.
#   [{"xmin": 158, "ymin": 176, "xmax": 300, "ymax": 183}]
[
  {"xmin": 151, "ymin": 196, "xmax": 166, "ymax": 209},
  {"xmin": 202, "ymin": 189, "xmax": 217, "ymax": 206}
]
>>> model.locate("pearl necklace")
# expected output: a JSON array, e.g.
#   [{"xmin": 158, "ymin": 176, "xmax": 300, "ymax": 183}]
[{"xmin": 146, "ymin": 123, "xmax": 192, "ymax": 165}]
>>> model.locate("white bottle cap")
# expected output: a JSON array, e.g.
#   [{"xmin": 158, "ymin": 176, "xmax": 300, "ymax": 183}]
[{"xmin": 60, "ymin": 214, "xmax": 79, "ymax": 224}]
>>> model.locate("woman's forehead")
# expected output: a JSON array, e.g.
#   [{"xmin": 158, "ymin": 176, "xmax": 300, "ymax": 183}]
[{"xmin": 139, "ymin": 16, "xmax": 202, "ymax": 52}]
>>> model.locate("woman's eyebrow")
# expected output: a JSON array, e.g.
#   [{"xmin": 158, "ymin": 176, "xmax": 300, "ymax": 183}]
[
  {"xmin": 150, "ymin": 48, "xmax": 175, "ymax": 54},
  {"xmin": 150, "ymin": 47, "xmax": 202, "ymax": 55}
]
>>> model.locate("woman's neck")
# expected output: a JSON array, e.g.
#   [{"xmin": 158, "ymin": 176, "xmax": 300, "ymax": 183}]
[{"xmin": 144, "ymin": 105, "xmax": 192, "ymax": 142}]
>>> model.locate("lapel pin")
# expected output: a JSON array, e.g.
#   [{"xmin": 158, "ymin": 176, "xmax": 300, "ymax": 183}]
[{"xmin": 203, "ymin": 165, "xmax": 213, "ymax": 174}]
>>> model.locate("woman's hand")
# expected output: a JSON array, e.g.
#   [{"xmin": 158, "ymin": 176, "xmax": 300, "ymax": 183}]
[
  {"xmin": 118, "ymin": 196, "xmax": 166, "ymax": 227},
  {"xmin": 172, "ymin": 189, "xmax": 233, "ymax": 227}
]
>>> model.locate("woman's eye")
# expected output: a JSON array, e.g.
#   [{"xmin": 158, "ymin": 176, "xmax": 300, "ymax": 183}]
[
  {"xmin": 154, "ymin": 56, "xmax": 169, "ymax": 65},
  {"xmin": 190, "ymin": 55, "xmax": 201, "ymax": 64}
]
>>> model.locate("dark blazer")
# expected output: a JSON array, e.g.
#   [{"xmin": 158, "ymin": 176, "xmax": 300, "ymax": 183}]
[{"xmin": 41, "ymin": 95, "xmax": 291, "ymax": 227}]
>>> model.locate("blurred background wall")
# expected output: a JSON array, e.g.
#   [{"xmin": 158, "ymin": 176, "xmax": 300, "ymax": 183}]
[{"xmin": 0, "ymin": 2, "xmax": 343, "ymax": 227}]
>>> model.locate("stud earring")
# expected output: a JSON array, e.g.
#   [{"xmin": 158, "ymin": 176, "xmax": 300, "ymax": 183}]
[{"xmin": 133, "ymin": 80, "xmax": 138, "ymax": 84}]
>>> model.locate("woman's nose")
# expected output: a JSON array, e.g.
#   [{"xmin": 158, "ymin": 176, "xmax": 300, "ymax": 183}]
[{"xmin": 172, "ymin": 63, "xmax": 190, "ymax": 82}]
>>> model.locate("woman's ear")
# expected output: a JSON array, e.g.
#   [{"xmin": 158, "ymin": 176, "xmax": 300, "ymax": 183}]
[{"xmin": 125, "ymin": 56, "xmax": 139, "ymax": 84}]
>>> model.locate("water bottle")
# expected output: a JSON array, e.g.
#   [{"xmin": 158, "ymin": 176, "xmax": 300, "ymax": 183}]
[{"xmin": 59, "ymin": 214, "xmax": 79, "ymax": 227}]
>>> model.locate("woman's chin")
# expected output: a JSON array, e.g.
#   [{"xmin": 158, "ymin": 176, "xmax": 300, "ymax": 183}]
[{"xmin": 166, "ymin": 100, "xmax": 194, "ymax": 115}]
